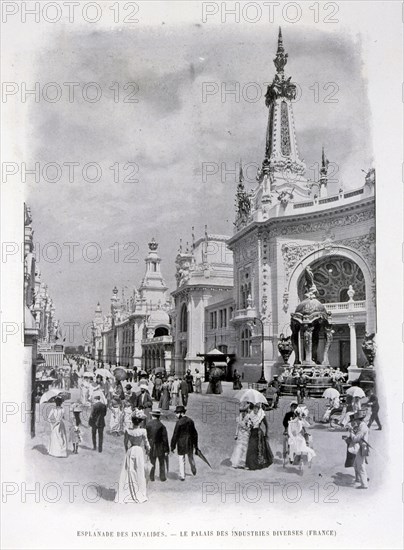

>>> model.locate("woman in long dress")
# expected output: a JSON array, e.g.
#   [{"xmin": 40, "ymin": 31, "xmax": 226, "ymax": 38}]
[
  {"xmin": 245, "ymin": 403, "xmax": 273, "ymax": 470},
  {"xmin": 122, "ymin": 401, "xmax": 134, "ymax": 431},
  {"xmin": 287, "ymin": 406, "xmax": 316, "ymax": 464},
  {"xmin": 117, "ymin": 413, "xmax": 151, "ymax": 504},
  {"xmin": 159, "ymin": 381, "xmax": 171, "ymax": 410},
  {"xmin": 230, "ymin": 403, "xmax": 252, "ymax": 468},
  {"xmin": 194, "ymin": 369, "xmax": 202, "ymax": 393},
  {"xmin": 109, "ymin": 400, "xmax": 123, "ymax": 435},
  {"xmin": 47, "ymin": 397, "xmax": 67, "ymax": 457}
]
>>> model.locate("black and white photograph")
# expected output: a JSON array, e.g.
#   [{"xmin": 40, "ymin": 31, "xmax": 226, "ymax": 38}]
[{"xmin": 1, "ymin": 1, "xmax": 403, "ymax": 549}]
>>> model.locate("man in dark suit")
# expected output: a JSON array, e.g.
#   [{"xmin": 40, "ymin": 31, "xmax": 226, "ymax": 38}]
[
  {"xmin": 146, "ymin": 409, "xmax": 169, "ymax": 482},
  {"xmin": 170, "ymin": 405, "xmax": 198, "ymax": 481},
  {"xmin": 366, "ymin": 389, "xmax": 382, "ymax": 430},
  {"xmin": 88, "ymin": 396, "xmax": 107, "ymax": 452},
  {"xmin": 135, "ymin": 384, "xmax": 153, "ymax": 424},
  {"xmin": 180, "ymin": 378, "xmax": 189, "ymax": 407}
]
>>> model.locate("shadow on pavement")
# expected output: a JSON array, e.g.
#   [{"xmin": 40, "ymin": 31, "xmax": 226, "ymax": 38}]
[
  {"xmin": 98, "ymin": 486, "xmax": 117, "ymax": 501},
  {"xmin": 331, "ymin": 472, "xmax": 355, "ymax": 487},
  {"xmin": 32, "ymin": 444, "xmax": 48, "ymax": 455}
]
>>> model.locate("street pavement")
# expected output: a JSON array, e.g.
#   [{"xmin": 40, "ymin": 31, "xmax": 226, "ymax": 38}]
[{"xmin": 26, "ymin": 382, "xmax": 383, "ymax": 512}]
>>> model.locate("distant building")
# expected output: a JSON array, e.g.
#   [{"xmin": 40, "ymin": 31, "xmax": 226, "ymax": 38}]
[
  {"xmin": 24, "ymin": 205, "xmax": 63, "ymax": 437},
  {"xmin": 96, "ymin": 239, "xmax": 174, "ymax": 373}
]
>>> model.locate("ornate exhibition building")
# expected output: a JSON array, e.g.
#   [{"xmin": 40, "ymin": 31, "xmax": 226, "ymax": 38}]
[{"xmin": 94, "ymin": 30, "xmax": 376, "ymax": 383}]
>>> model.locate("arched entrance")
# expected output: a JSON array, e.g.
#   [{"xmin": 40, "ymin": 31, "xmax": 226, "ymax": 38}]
[{"xmin": 291, "ymin": 253, "xmax": 369, "ymax": 369}]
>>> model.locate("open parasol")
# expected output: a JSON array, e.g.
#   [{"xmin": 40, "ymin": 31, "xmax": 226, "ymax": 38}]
[
  {"xmin": 322, "ymin": 388, "xmax": 340, "ymax": 399},
  {"xmin": 113, "ymin": 366, "xmax": 128, "ymax": 381},
  {"xmin": 40, "ymin": 389, "xmax": 71, "ymax": 404},
  {"xmin": 346, "ymin": 386, "xmax": 366, "ymax": 398},
  {"xmin": 234, "ymin": 388, "xmax": 268, "ymax": 405},
  {"xmin": 95, "ymin": 368, "xmax": 115, "ymax": 380}
]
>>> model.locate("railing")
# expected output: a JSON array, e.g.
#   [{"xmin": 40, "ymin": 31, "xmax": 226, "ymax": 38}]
[
  {"xmin": 344, "ymin": 188, "xmax": 364, "ymax": 199},
  {"xmin": 319, "ymin": 195, "xmax": 339, "ymax": 204},
  {"xmin": 293, "ymin": 187, "xmax": 365, "ymax": 210},
  {"xmin": 141, "ymin": 335, "xmax": 173, "ymax": 345},
  {"xmin": 232, "ymin": 307, "xmax": 258, "ymax": 320},
  {"xmin": 294, "ymin": 201, "xmax": 314, "ymax": 209},
  {"xmin": 325, "ymin": 300, "xmax": 366, "ymax": 311}
]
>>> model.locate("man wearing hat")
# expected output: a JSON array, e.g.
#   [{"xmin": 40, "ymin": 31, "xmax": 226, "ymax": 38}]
[
  {"xmin": 170, "ymin": 405, "xmax": 198, "ymax": 481},
  {"xmin": 345, "ymin": 410, "xmax": 370, "ymax": 489},
  {"xmin": 124, "ymin": 384, "xmax": 137, "ymax": 408},
  {"xmin": 135, "ymin": 383, "xmax": 153, "ymax": 424},
  {"xmin": 146, "ymin": 410, "xmax": 169, "ymax": 482},
  {"xmin": 88, "ymin": 395, "xmax": 107, "ymax": 453}
]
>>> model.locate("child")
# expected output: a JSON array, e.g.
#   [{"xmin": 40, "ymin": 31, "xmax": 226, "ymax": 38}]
[
  {"xmin": 71, "ymin": 401, "xmax": 82, "ymax": 426},
  {"xmin": 70, "ymin": 423, "xmax": 82, "ymax": 454}
]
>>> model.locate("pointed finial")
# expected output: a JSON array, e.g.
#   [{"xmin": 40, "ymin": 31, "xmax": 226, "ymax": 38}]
[
  {"xmin": 273, "ymin": 27, "xmax": 288, "ymax": 74},
  {"xmin": 191, "ymin": 226, "xmax": 195, "ymax": 249},
  {"xmin": 278, "ymin": 27, "xmax": 283, "ymax": 50},
  {"xmin": 178, "ymin": 238, "xmax": 183, "ymax": 253},
  {"xmin": 320, "ymin": 146, "xmax": 329, "ymax": 176},
  {"xmin": 239, "ymin": 159, "xmax": 244, "ymax": 183},
  {"xmin": 185, "ymin": 241, "xmax": 190, "ymax": 253},
  {"xmin": 204, "ymin": 224, "xmax": 208, "ymax": 239}
]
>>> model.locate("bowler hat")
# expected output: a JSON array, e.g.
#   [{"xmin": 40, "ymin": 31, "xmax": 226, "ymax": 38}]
[{"xmin": 175, "ymin": 405, "xmax": 186, "ymax": 414}]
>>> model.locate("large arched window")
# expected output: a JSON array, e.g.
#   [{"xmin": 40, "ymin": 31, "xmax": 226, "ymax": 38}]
[
  {"xmin": 240, "ymin": 328, "xmax": 252, "ymax": 357},
  {"xmin": 180, "ymin": 304, "xmax": 188, "ymax": 333},
  {"xmin": 298, "ymin": 256, "xmax": 366, "ymax": 303}
]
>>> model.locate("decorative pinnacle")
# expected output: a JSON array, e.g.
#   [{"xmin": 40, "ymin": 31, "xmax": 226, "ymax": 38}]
[
  {"xmin": 148, "ymin": 237, "xmax": 158, "ymax": 251},
  {"xmin": 320, "ymin": 146, "xmax": 329, "ymax": 176},
  {"xmin": 239, "ymin": 159, "xmax": 244, "ymax": 183},
  {"xmin": 273, "ymin": 27, "xmax": 288, "ymax": 74}
]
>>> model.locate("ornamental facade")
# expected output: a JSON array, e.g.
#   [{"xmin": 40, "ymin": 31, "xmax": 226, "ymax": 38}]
[
  {"xmin": 94, "ymin": 239, "xmax": 174, "ymax": 373},
  {"xmin": 173, "ymin": 29, "xmax": 376, "ymax": 383}
]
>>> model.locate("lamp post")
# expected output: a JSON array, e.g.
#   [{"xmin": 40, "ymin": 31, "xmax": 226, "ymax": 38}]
[{"xmin": 248, "ymin": 317, "xmax": 267, "ymax": 385}]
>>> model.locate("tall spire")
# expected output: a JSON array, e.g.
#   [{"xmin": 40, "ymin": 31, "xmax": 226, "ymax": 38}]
[{"xmin": 273, "ymin": 27, "xmax": 288, "ymax": 74}]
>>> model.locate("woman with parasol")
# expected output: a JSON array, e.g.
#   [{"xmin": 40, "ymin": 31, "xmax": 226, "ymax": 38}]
[
  {"xmin": 230, "ymin": 402, "xmax": 252, "ymax": 468},
  {"xmin": 245, "ymin": 403, "xmax": 274, "ymax": 470},
  {"xmin": 46, "ymin": 396, "xmax": 68, "ymax": 458}
]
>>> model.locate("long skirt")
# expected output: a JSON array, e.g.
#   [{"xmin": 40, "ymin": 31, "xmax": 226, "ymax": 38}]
[
  {"xmin": 117, "ymin": 446, "xmax": 148, "ymax": 503},
  {"xmin": 159, "ymin": 389, "xmax": 170, "ymax": 410},
  {"xmin": 109, "ymin": 407, "xmax": 123, "ymax": 433},
  {"xmin": 195, "ymin": 379, "xmax": 202, "ymax": 393},
  {"xmin": 245, "ymin": 428, "xmax": 273, "ymax": 470},
  {"xmin": 48, "ymin": 421, "xmax": 68, "ymax": 457},
  {"xmin": 230, "ymin": 429, "xmax": 250, "ymax": 468}
]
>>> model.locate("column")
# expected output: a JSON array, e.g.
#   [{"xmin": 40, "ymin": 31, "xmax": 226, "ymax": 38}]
[{"xmin": 348, "ymin": 316, "xmax": 357, "ymax": 367}]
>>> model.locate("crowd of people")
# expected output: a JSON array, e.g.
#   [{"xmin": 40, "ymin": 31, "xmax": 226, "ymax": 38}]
[{"xmin": 43, "ymin": 355, "xmax": 380, "ymax": 499}]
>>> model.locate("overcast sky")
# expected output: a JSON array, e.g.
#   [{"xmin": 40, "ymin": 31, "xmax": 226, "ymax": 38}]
[{"xmin": 19, "ymin": 23, "xmax": 373, "ymax": 343}]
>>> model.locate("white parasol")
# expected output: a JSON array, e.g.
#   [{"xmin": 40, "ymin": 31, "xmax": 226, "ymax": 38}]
[
  {"xmin": 346, "ymin": 386, "xmax": 366, "ymax": 398},
  {"xmin": 322, "ymin": 388, "xmax": 340, "ymax": 399},
  {"xmin": 234, "ymin": 388, "xmax": 268, "ymax": 405},
  {"xmin": 40, "ymin": 389, "xmax": 70, "ymax": 404},
  {"xmin": 95, "ymin": 368, "xmax": 115, "ymax": 380}
]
